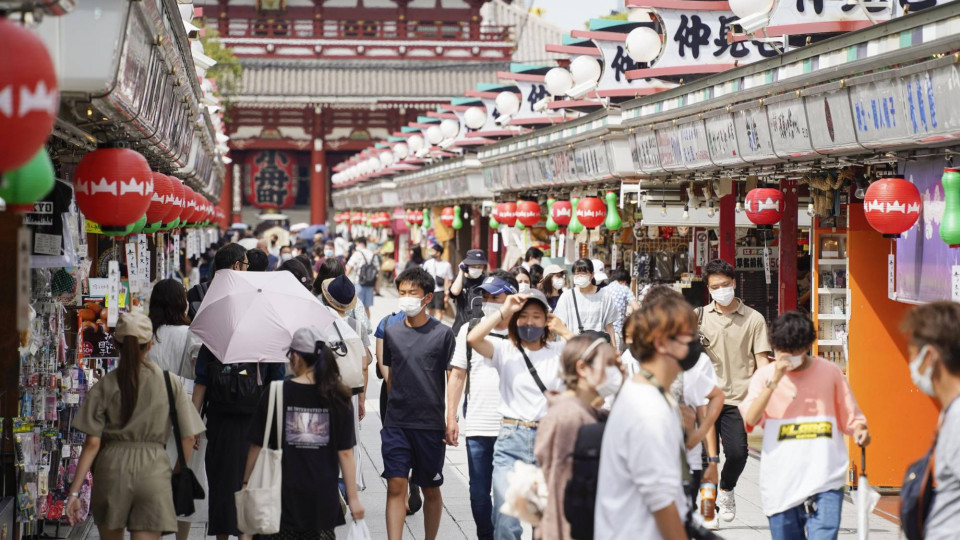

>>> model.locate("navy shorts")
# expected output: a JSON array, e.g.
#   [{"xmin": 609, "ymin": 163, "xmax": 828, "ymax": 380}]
[{"xmin": 380, "ymin": 427, "xmax": 446, "ymax": 487}]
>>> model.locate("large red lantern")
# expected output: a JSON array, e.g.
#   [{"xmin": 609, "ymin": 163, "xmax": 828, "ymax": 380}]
[
  {"xmin": 0, "ymin": 18, "xmax": 59, "ymax": 172},
  {"xmin": 164, "ymin": 176, "xmax": 185, "ymax": 227},
  {"xmin": 351, "ymin": 212, "xmax": 364, "ymax": 225},
  {"xmin": 179, "ymin": 187, "xmax": 197, "ymax": 225},
  {"xmin": 498, "ymin": 202, "xmax": 517, "ymax": 227},
  {"xmin": 440, "ymin": 207, "xmax": 455, "ymax": 227},
  {"xmin": 246, "ymin": 150, "xmax": 296, "ymax": 209},
  {"xmin": 576, "ymin": 197, "xmax": 606, "ymax": 229},
  {"xmin": 410, "ymin": 210, "xmax": 424, "ymax": 226},
  {"xmin": 864, "ymin": 176, "xmax": 922, "ymax": 238},
  {"xmin": 334, "ymin": 212, "xmax": 344, "ymax": 225},
  {"xmin": 145, "ymin": 173, "xmax": 172, "ymax": 226},
  {"xmin": 551, "ymin": 200, "xmax": 573, "ymax": 227},
  {"xmin": 516, "ymin": 200, "xmax": 541, "ymax": 227},
  {"xmin": 74, "ymin": 148, "xmax": 154, "ymax": 231},
  {"xmin": 744, "ymin": 188, "xmax": 784, "ymax": 228}
]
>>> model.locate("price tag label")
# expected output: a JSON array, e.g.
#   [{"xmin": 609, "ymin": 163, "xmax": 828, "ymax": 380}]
[
  {"xmin": 888, "ymin": 254, "xmax": 896, "ymax": 300},
  {"xmin": 612, "ymin": 244, "xmax": 619, "ymax": 270},
  {"xmin": 952, "ymin": 265, "xmax": 960, "ymax": 302},
  {"xmin": 558, "ymin": 234, "xmax": 566, "ymax": 259},
  {"xmin": 125, "ymin": 242, "xmax": 139, "ymax": 294},
  {"xmin": 550, "ymin": 236, "xmax": 557, "ymax": 258},
  {"xmin": 107, "ymin": 261, "xmax": 120, "ymax": 327},
  {"xmin": 763, "ymin": 246, "xmax": 772, "ymax": 285}
]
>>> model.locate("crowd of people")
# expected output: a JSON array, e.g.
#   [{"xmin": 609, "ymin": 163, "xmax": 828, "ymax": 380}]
[{"xmin": 60, "ymin": 229, "xmax": 960, "ymax": 540}]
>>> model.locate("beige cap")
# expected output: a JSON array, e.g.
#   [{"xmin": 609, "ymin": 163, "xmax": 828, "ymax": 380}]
[{"xmin": 114, "ymin": 311, "xmax": 154, "ymax": 344}]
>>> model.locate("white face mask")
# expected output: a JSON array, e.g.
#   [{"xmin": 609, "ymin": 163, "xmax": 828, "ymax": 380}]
[
  {"xmin": 518, "ymin": 283, "xmax": 531, "ymax": 293},
  {"xmin": 552, "ymin": 277, "xmax": 565, "ymax": 290},
  {"xmin": 784, "ymin": 354, "xmax": 804, "ymax": 371},
  {"xmin": 481, "ymin": 302, "xmax": 502, "ymax": 319},
  {"xmin": 573, "ymin": 275, "xmax": 591, "ymax": 289},
  {"xmin": 468, "ymin": 268, "xmax": 484, "ymax": 279},
  {"xmin": 710, "ymin": 286, "xmax": 736, "ymax": 306},
  {"xmin": 910, "ymin": 345, "xmax": 936, "ymax": 397},
  {"xmin": 595, "ymin": 365, "xmax": 623, "ymax": 398},
  {"xmin": 398, "ymin": 296, "xmax": 425, "ymax": 317},
  {"xmin": 280, "ymin": 253, "xmax": 293, "ymax": 262}
]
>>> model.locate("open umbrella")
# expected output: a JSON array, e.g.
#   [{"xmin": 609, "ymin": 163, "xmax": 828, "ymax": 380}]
[
  {"xmin": 298, "ymin": 224, "xmax": 328, "ymax": 242},
  {"xmin": 190, "ymin": 270, "xmax": 335, "ymax": 363},
  {"xmin": 856, "ymin": 447, "xmax": 881, "ymax": 540}
]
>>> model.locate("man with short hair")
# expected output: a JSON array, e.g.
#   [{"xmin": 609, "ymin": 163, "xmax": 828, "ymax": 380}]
[
  {"xmin": 188, "ymin": 243, "xmax": 247, "ymax": 318},
  {"xmin": 699, "ymin": 259, "xmax": 771, "ymax": 522},
  {"xmin": 245, "ymin": 248, "xmax": 268, "ymax": 272},
  {"xmin": 345, "ymin": 237, "xmax": 377, "ymax": 318},
  {"xmin": 382, "ymin": 267, "xmax": 456, "ymax": 540},
  {"xmin": 445, "ymin": 271, "xmax": 519, "ymax": 540},
  {"xmin": 521, "ymin": 247, "xmax": 543, "ymax": 272}
]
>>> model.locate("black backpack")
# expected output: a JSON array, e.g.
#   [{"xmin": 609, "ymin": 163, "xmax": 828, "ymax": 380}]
[
  {"xmin": 564, "ymin": 420, "xmax": 607, "ymax": 540},
  {"xmin": 358, "ymin": 252, "xmax": 379, "ymax": 287}
]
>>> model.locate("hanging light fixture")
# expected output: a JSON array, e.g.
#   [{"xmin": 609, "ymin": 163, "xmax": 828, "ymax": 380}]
[{"xmin": 807, "ymin": 202, "xmax": 816, "ymax": 217}]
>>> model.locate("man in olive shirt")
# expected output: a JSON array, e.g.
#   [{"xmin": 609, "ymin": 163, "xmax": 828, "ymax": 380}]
[{"xmin": 699, "ymin": 259, "xmax": 771, "ymax": 524}]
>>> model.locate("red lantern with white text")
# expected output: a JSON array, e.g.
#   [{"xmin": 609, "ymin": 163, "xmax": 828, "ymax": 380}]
[
  {"xmin": 516, "ymin": 200, "xmax": 541, "ymax": 227},
  {"xmin": 863, "ymin": 176, "xmax": 921, "ymax": 238},
  {"xmin": 145, "ymin": 173, "xmax": 172, "ymax": 226},
  {"xmin": 440, "ymin": 207, "xmax": 455, "ymax": 227},
  {"xmin": 74, "ymin": 148, "xmax": 154, "ymax": 231},
  {"xmin": 164, "ymin": 177, "xmax": 185, "ymax": 227},
  {"xmin": 179, "ymin": 187, "xmax": 197, "ymax": 225},
  {"xmin": 498, "ymin": 202, "xmax": 517, "ymax": 227},
  {"xmin": 744, "ymin": 188, "xmax": 784, "ymax": 228},
  {"xmin": 411, "ymin": 210, "xmax": 424, "ymax": 226},
  {"xmin": 551, "ymin": 200, "xmax": 572, "ymax": 227},
  {"xmin": 576, "ymin": 197, "xmax": 606, "ymax": 229},
  {"xmin": 0, "ymin": 18, "xmax": 59, "ymax": 172},
  {"xmin": 352, "ymin": 212, "xmax": 364, "ymax": 225}
]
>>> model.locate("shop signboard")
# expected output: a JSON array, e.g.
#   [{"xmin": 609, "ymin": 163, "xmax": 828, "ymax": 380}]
[
  {"xmin": 767, "ymin": 97, "xmax": 817, "ymax": 158},
  {"xmin": 806, "ymin": 88, "xmax": 862, "ymax": 154},
  {"xmin": 606, "ymin": 138, "xmax": 636, "ymax": 178},
  {"xmin": 595, "ymin": 41, "xmax": 676, "ymax": 96},
  {"xmin": 704, "ymin": 113, "xmax": 745, "ymax": 166},
  {"xmin": 634, "ymin": 130, "xmax": 663, "ymax": 174},
  {"xmin": 900, "ymin": 64, "xmax": 960, "ymax": 143},
  {"xmin": 656, "ymin": 125, "xmax": 685, "ymax": 171},
  {"xmin": 575, "ymin": 143, "xmax": 611, "ymax": 182},
  {"xmin": 654, "ymin": 8, "xmax": 779, "ymax": 70},
  {"xmin": 676, "ymin": 119, "xmax": 713, "ymax": 170},
  {"xmin": 760, "ymin": 0, "xmax": 901, "ymax": 36},
  {"xmin": 514, "ymin": 81, "xmax": 550, "ymax": 122},
  {"xmin": 849, "ymin": 78, "xmax": 911, "ymax": 148},
  {"xmin": 896, "ymin": 156, "xmax": 952, "ymax": 303},
  {"xmin": 734, "ymin": 105, "xmax": 777, "ymax": 163}
]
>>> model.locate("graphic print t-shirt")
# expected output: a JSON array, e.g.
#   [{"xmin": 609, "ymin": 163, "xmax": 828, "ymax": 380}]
[
  {"xmin": 249, "ymin": 380, "xmax": 355, "ymax": 531},
  {"xmin": 738, "ymin": 357, "xmax": 866, "ymax": 516}
]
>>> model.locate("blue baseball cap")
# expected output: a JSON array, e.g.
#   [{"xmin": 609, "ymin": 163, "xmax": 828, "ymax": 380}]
[{"xmin": 477, "ymin": 276, "xmax": 516, "ymax": 296}]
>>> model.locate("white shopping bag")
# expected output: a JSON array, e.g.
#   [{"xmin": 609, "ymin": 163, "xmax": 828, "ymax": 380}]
[
  {"xmin": 235, "ymin": 381, "xmax": 283, "ymax": 534},
  {"xmin": 347, "ymin": 519, "xmax": 372, "ymax": 540}
]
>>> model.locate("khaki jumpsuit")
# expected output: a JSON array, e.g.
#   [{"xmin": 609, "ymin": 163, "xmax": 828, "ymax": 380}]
[{"xmin": 74, "ymin": 363, "xmax": 205, "ymax": 533}]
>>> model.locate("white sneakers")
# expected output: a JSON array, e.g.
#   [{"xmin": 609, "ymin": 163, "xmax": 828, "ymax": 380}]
[{"xmin": 716, "ymin": 489, "xmax": 736, "ymax": 522}]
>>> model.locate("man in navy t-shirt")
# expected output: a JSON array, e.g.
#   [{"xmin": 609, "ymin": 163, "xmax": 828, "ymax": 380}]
[{"xmin": 381, "ymin": 267, "xmax": 456, "ymax": 540}]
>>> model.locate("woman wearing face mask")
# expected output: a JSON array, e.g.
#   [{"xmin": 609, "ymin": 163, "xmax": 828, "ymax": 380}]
[
  {"xmin": 552, "ymin": 259, "xmax": 618, "ymax": 347},
  {"xmin": 540, "ymin": 265, "xmax": 567, "ymax": 311},
  {"xmin": 513, "ymin": 267, "xmax": 532, "ymax": 294},
  {"xmin": 534, "ymin": 336, "xmax": 620, "ymax": 540},
  {"xmin": 741, "ymin": 312, "xmax": 869, "ymax": 540},
  {"xmin": 467, "ymin": 290, "xmax": 574, "ymax": 540}
]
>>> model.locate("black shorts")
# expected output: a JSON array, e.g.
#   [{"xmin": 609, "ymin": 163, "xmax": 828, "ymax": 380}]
[
  {"xmin": 428, "ymin": 291, "xmax": 445, "ymax": 310},
  {"xmin": 380, "ymin": 427, "xmax": 446, "ymax": 487}
]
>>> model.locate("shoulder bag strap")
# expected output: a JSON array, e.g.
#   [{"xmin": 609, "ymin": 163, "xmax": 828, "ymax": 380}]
[
  {"xmin": 164, "ymin": 371, "xmax": 188, "ymax": 472},
  {"xmin": 274, "ymin": 380, "xmax": 283, "ymax": 450},
  {"xmin": 571, "ymin": 290, "xmax": 584, "ymax": 334},
  {"xmin": 263, "ymin": 380, "xmax": 277, "ymax": 449},
  {"xmin": 517, "ymin": 346, "xmax": 548, "ymax": 394}
]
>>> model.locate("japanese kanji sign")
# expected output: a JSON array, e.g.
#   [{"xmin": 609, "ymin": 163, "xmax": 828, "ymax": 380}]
[
  {"xmin": 656, "ymin": 9, "xmax": 778, "ymax": 70},
  {"xmin": 245, "ymin": 150, "xmax": 297, "ymax": 209}
]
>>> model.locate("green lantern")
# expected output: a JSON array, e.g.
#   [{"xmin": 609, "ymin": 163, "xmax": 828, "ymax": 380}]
[
  {"xmin": 162, "ymin": 218, "xmax": 181, "ymax": 231},
  {"xmin": 452, "ymin": 205, "xmax": 463, "ymax": 230},
  {"xmin": 422, "ymin": 207, "xmax": 432, "ymax": 228},
  {"xmin": 516, "ymin": 221, "xmax": 525, "ymax": 230},
  {"xmin": 0, "ymin": 148, "xmax": 55, "ymax": 212},
  {"xmin": 604, "ymin": 191, "xmax": 622, "ymax": 231},
  {"xmin": 942, "ymin": 168, "xmax": 960, "ymax": 247},
  {"xmin": 489, "ymin": 215, "xmax": 499, "ymax": 229},
  {"xmin": 101, "ymin": 221, "xmax": 137, "ymax": 238},
  {"xmin": 143, "ymin": 221, "xmax": 164, "ymax": 234},
  {"xmin": 130, "ymin": 215, "xmax": 148, "ymax": 234},
  {"xmin": 545, "ymin": 197, "xmax": 558, "ymax": 232},
  {"xmin": 568, "ymin": 197, "xmax": 584, "ymax": 234}
]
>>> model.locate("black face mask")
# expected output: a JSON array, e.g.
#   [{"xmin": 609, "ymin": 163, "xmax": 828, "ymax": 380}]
[{"xmin": 671, "ymin": 338, "xmax": 702, "ymax": 371}]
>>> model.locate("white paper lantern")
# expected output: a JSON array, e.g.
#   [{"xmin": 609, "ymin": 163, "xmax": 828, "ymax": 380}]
[
  {"xmin": 729, "ymin": 0, "xmax": 775, "ymax": 19},
  {"xmin": 379, "ymin": 151, "xmax": 395, "ymax": 167},
  {"xmin": 426, "ymin": 125, "xmax": 443, "ymax": 145},
  {"xmin": 464, "ymin": 106, "xmax": 487, "ymax": 129},
  {"xmin": 393, "ymin": 142, "xmax": 409, "ymax": 159},
  {"xmin": 495, "ymin": 91, "xmax": 521, "ymax": 117},
  {"xmin": 440, "ymin": 118, "xmax": 461, "ymax": 139},
  {"xmin": 367, "ymin": 157, "xmax": 381, "ymax": 171},
  {"xmin": 626, "ymin": 26, "xmax": 662, "ymax": 63},
  {"xmin": 544, "ymin": 67, "xmax": 574, "ymax": 97},
  {"xmin": 408, "ymin": 134, "xmax": 425, "ymax": 152},
  {"xmin": 570, "ymin": 55, "xmax": 602, "ymax": 85}
]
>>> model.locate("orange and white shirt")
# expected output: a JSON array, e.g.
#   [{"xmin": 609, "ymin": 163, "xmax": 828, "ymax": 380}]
[{"xmin": 739, "ymin": 356, "xmax": 867, "ymax": 516}]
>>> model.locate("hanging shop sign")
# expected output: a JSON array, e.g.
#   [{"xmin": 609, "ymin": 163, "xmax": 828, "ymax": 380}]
[
  {"xmin": 766, "ymin": 94, "xmax": 818, "ymax": 158},
  {"xmin": 752, "ymin": 0, "xmax": 913, "ymax": 38},
  {"xmin": 703, "ymin": 112, "xmax": 745, "ymax": 166},
  {"xmin": 850, "ymin": 78, "xmax": 911, "ymax": 148},
  {"xmin": 594, "ymin": 40, "xmax": 676, "ymax": 97},
  {"xmin": 733, "ymin": 103, "xmax": 778, "ymax": 163},
  {"xmin": 805, "ymin": 86, "xmax": 864, "ymax": 154},
  {"xmin": 899, "ymin": 63, "xmax": 960, "ymax": 144},
  {"xmin": 245, "ymin": 150, "xmax": 297, "ymax": 209},
  {"xmin": 629, "ymin": 129, "xmax": 663, "ymax": 174}
]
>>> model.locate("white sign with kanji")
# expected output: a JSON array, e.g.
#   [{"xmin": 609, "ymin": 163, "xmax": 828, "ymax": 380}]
[
  {"xmin": 656, "ymin": 9, "xmax": 779, "ymax": 70},
  {"xmin": 952, "ymin": 265, "xmax": 960, "ymax": 302}
]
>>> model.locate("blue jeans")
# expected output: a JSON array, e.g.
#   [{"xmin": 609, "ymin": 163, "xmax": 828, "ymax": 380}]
[
  {"xmin": 768, "ymin": 489, "xmax": 844, "ymax": 540},
  {"xmin": 491, "ymin": 423, "xmax": 538, "ymax": 540},
  {"xmin": 466, "ymin": 436, "xmax": 497, "ymax": 540}
]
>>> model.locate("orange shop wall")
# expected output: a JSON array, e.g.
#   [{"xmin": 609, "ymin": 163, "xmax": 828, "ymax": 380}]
[{"xmin": 847, "ymin": 203, "xmax": 940, "ymax": 487}]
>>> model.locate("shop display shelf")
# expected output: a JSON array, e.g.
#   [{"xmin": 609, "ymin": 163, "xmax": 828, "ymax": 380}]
[
  {"xmin": 817, "ymin": 288, "xmax": 847, "ymax": 294},
  {"xmin": 817, "ymin": 313, "xmax": 847, "ymax": 320},
  {"xmin": 818, "ymin": 339, "xmax": 843, "ymax": 346}
]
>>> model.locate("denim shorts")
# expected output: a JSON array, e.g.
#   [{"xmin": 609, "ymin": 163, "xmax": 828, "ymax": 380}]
[{"xmin": 357, "ymin": 285, "xmax": 375, "ymax": 307}]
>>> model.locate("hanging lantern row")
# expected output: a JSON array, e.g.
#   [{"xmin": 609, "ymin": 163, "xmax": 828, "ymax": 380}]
[{"xmin": 483, "ymin": 194, "xmax": 623, "ymax": 233}]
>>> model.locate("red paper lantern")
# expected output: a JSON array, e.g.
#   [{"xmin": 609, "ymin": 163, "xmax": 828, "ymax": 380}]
[
  {"xmin": 334, "ymin": 212, "xmax": 344, "ymax": 225},
  {"xmin": 516, "ymin": 200, "xmax": 541, "ymax": 227},
  {"xmin": 498, "ymin": 202, "xmax": 517, "ymax": 227},
  {"xmin": 0, "ymin": 18, "xmax": 59, "ymax": 172},
  {"xmin": 576, "ymin": 197, "xmax": 606, "ymax": 229},
  {"xmin": 163, "ymin": 176, "xmax": 184, "ymax": 224},
  {"xmin": 352, "ymin": 212, "xmax": 364, "ymax": 225},
  {"xmin": 411, "ymin": 210, "xmax": 424, "ymax": 226},
  {"xmin": 744, "ymin": 188, "xmax": 784, "ymax": 228},
  {"xmin": 74, "ymin": 148, "xmax": 154, "ymax": 231},
  {"xmin": 440, "ymin": 207, "xmax": 455, "ymax": 227},
  {"xmin": 145, "ymin": 173, "xmax": 172, "ymax": 225},
  {"xmin": 245, "ymin": 150, "xmax": 296, "ymax": 209},
  {"xmin": 551, "ymin": 200, "xmax": 572, "ymax": 227},
  {"xmin": 864, "ymin": 176, "xmax": 922, "ymax": 238},
  {"xmin": 179, "ymin": 187, "xmax": 197, "ymax": 224}
]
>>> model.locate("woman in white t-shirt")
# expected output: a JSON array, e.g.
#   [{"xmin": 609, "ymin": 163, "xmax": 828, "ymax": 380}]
[
  {"xmin": 468, "ymin": 289, "xmax": 574, "ymax": 540},
  {"xmin": 552, "ymin": 258, "xmax": 617, "ymax": 348}
]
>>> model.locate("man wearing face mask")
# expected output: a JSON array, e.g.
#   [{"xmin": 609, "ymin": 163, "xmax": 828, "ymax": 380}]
[
  {"xmin": 901, "ymin": 302, "xmax": 960, "ymax": 540},
  {"xmin": 741, "ymin": 312, "xmax": 868, "ymax": 539},
  {"xmin": 699, "ymin": 259, "xmax": 771, "ymax": 522},
  {"xmin": 449, "ymin": 249, "xmax": 489, "ymax": 335},
  {"xmin": 381, "ymin": 267, "xmax": 457, "ymax": 540},
  {"xmin": 445, "ymin": 272, "xmax": 519, "ymax": 540},
  {"xmin": 279, "ymin": 245, "xmax": 293, "ymax": 262}
]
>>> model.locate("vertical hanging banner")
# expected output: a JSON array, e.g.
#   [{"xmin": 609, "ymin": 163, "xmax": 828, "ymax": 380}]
[
  {"xmin": 952, "ymin": 265, "xmax": 960, "ymax": 302},
  {"xmin": 107, "ymin": 261, "xmax": 121, "ymax": 327},
  {"xmin": 138, "ymin": 234, "xmax": 150, "ymax": 290},
  {"xmin": 763, "ymin": 246, "xmax": 772, "ymax": 285},
  {"xmin": 156, "ymin": 234, "xmax": 166, "ymax": 281},
  {"xmin": 173, "ymin": 234, "xmax": 181, "ymax": 270},
  {"xmin": 17, "ymin": 227, "xmax": 31, "ymax": 331},
  {"xmin": 125, "ymin": 242, "xmax": 139, "ymax": 294},
  {"xmin": 612, "ymin": 243, "xmax": 619, "ymax": 270},
  {"xmin": 888, "ymin": 253, "xmax": 897, "ymax": 300}
]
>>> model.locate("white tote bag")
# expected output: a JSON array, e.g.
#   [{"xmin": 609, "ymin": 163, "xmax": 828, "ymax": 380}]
[{"xmin": 235, "ymin": 381, "xmax": 283, "ymax": 534}]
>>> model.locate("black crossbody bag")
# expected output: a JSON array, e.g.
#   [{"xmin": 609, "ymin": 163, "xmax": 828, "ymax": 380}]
[
  {"xmin": 164, "ymin": 372, "xmax": 205, "ymax": 516},
  {"xmin": 516, "ymin": 346, "xmax": 548, "ymax": 394}
]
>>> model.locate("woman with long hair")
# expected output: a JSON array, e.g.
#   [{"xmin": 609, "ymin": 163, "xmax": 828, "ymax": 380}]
[
  {"xmin": 552, "ymin": 258, "xmax": 618, "ymax": 346},
  {"xmin": 467, "ymin": 290, "xmax": 574, "ymax": 540},
  {"xmin": 66, "ymin": 312, "xmax": 205, "ymax": 540},
  {"xmin": 404, "ymin": 245, "xmax": 425, "ymax": 272},
  {"xmin": 539, "ymin": 265, "xmax": 567, "ymax": 311},
  {"xmin": 242, "ymin": 328, "xmax": 364, "ymax": 540},
  {"xmin": 513, "ymin": 267, "xmax": 532, "ymax": 294},
  {"xmin": 147, "ymin": 279, "xmax": 207, "ymax": 540}
]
